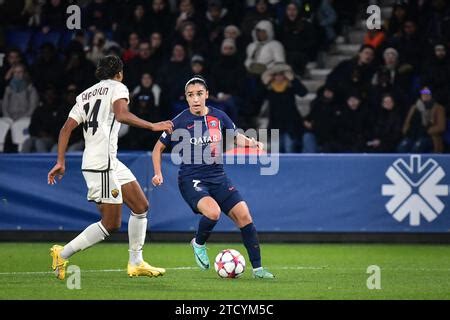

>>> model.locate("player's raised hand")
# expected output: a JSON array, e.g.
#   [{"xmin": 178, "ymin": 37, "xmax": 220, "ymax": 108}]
[
  {"xmin": 152, "ymin": 174, "xmax": 164, "ymax": 187},
  {"xmin": 48, "ymin": 163, "xmax": 65, "ymax": 185},
  {"xmin": 151, "ymin": 121, "xmax": 174, "ymax": 133},
  {"xmin": 251, "ymin": 137, "xmax": 264, "ymax": 151}
]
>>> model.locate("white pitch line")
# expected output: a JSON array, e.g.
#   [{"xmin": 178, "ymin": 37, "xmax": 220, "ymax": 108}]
[
  {"xmin": 1, "ymin": 266, "xmax": 449, "ymax": 276},
  {"xmin": 0, "ymin": 266, "xmax": 197, "ymax": 276},
  {"xmin": 0, "ymin": 266, "xmax": 318, "ymax": 276}
]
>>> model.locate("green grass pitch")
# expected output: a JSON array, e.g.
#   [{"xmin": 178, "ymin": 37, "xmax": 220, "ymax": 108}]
[{"xmin": 0, "ymin": 242, "xmax": 449, "ymax": 299}]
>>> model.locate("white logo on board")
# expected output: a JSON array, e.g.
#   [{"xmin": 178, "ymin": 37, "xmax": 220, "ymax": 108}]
[{"xmin": 382, "ymin": 155, "xmax": 448, "ymax": 226}]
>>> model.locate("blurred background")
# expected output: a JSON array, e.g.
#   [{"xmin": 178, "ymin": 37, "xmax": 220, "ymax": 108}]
[
  {"xmin": 0, "ymin": 0, "xmax": 449, "ymax": 241},
  {"xmin": 0, "ymin": 0, "xmax": 449, "ymax": 154}
]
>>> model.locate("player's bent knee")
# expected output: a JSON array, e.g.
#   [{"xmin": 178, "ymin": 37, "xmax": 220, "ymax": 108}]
[
  {"xmin": 103, "ymin": 221, "xmax": 122, "ymax": 233},
  {"xmin": 138, "ymin": 202, "xmax": 149, "ymax": 214},
  {"xmin": 239, "ymin": 215, "xmax": 253, "ymax": 226},
  {"xmin": 204, "ymin": 209, "xmax": 221, "ymax": 221},
  {"xmin": 132, "ymin": 199, "xmax": 149, "ymax": 214}
]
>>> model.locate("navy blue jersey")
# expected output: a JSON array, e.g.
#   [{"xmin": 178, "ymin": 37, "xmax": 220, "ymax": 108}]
[{"xmin": 159, "ymin": 107, "xmax": 238, "ymax": 180}]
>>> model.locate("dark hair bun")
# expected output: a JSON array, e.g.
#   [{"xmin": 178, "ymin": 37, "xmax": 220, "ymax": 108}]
[{"xmin": 95, "ymin": 55, "xmax": 124, "ymax": 80}]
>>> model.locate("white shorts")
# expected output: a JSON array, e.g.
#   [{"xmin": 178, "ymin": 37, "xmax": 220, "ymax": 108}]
[{"xmin": 82, "ymin": 161, "xmax": 136, "ymax": 204}]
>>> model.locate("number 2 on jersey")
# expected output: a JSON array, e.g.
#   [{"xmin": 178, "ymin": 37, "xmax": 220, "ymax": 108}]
[{"xmin": 83, "ymin": 99, "xmax": 101, "ymax": 135}]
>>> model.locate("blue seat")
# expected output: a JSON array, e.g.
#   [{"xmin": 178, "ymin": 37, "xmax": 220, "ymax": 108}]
[
  {"xmin": 5, "ymin": 29, "xmax": 33, "ymax": 53},
  {"xmin": 30, "ymin": 30, "xmax": 61, "ymax": 52},
  {"xmin": 59, "ymin": 30, "xmax": 76, "ymax": 49}
]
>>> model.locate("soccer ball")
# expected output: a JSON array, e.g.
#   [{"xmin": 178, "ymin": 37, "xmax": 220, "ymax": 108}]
[{"xmin": 214, "ymin": 249, "xmax": 246, "ymax": 278}]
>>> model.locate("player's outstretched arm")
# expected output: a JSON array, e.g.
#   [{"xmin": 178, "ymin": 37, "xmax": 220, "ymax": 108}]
[
  {"xmin": 235, "ymin": 133, "xmax": 264, "ymax": 150},
  {"xmin": 113, "ymin": 98, "xmax": 173, "ymax": 133},
  {"xmin": 48, "ymin": 117, "xmax": 79, "ymax": 185},
  {"xmin": 151, "ymin": 140, "xmax": 166, "ymax": 186}
]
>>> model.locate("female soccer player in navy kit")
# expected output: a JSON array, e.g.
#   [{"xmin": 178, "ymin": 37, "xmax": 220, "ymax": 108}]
[{"xmin": 152, "ymin": 76, "xmax": 274, "ymax": 279}]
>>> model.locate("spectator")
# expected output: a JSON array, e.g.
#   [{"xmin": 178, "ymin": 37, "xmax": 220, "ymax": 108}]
[
  {"xmin": 398, "ymin": 87, "xmax": 446, "ymax": 153},
  {"xmin": 377, "ymin": 47, "xmax": 413, "ymax": 90},
  {"xmin": 2, "ymin": 64, "xmax": 38, "ymax": 122},
  {"xmin": 125, "ymin": 41, "xmax": 157, "ymax": 89},
  {"xmin": 189, "ymin": 55, "xmax": 210, "ymax": 79},
  {"xmin": 174, "ymin": 0, "xmax": 205, "ymax": 32},
  {"xmin": 40, "ymin": 0, "xmax": 66, "ymax": 32},
  {"xmin": 0, "ymin": 48, "xmax": 23, "ymax": 98},
  {"xmin": 22, "ymin": 0, "xmax": 44, "ymax": 27},
  {"xmin": 388, "ymin": 19, "xmax": 425, "ymax": 72},
  {"xmin": 278, "ymin": 1, "xmax": 318, "ymax": 76},
  {"xmin": 205, "ymin": 0, "xmax": 232, "ymax": 49},
  {"xmin": 63, "ymin": 50, "xmax": 96, "ymax": 89},
  {"xmin": 385, "ymin": 2, "xmax": 409, "ymax": 38},
  {"xmin": 21, "ymin": 86, "xmax": 59, "ymax": 153},
  {"xmin": 245, "ymin": 20, "xmax": 285, "ymax": 76},
  {"xmin": 86, "ymin": 31, "xmax": 120, "ymax": 65},
  {"xmin": 117, "ymin": 4, "xmax": 150, "ymax": 42},
  {"xmin": 148, "ymin": 0, "xmax": 175, "ymax": 40},
  {"xmin": 366, "ymin": 93, "xmax": 403, "ymax": 153},
  {"xmin": 327, "ymin": 92, "xmax": 369, "ymax": 152},
  {"xmin": 326, "ymin": 44, "xmax": 376, "ymax": 102},
  {"xmin": 223, "ymin": 25, "xmax": 246, "ymax": 61},
  {"xmin": 257, "ymin": 62, "xmax": 308, "ymax": 153},
  {"xmin": 52, "ymin": 83, "xmax": 84, "ymax": 152},
  {"xmin": 158, "ymin": 44, "xmax": 191, "ymax": 116},
  {"xmin": 315, "ymin": 0, "xmax": 337, "ymax": 48},
  {"xmin": 84, "ymin": 0, "xmax": 112, "ymax": 32},
  {"xmin": 241, "ymin": 0, "xmax": 274, "ymax": 41},
  {"xmin": 302, "ymin": 85, "xmax": 341, "ymax": 153},
  {"xmin": 65, "ymin": 30, "xmax": 88, "ymax": 56},
  {"xmin": 175, "ymin": 21, "xmax": 210, "ymax": 60},
  {"xmin": 150, "ymin": 32, "xmax": 165, "ymax": 68},
  {"xmin": 419, "ymin": 0, "xmax": 450, "ymax": 45},
  {"xmin": 123, "ymin": 72, "xmax": 166, "ymax": 150},
  {"xmin": 122, "ymin": 32, "xmax": 140, "ymax": 63},
  {"xmin": 31, "ymin": 43, "xmax": 64, "ymax": 94},
  {"xmin": 421, "ymin": 42, "xmax": 450, "ymax": 107},
  {"xmin": 369, "ymin": 47, "xmax": 412, "ymax": 113},
  {"xmin": 368, "ymin": 67, "xmax": 409, "ymax": 117},
  {"xmin": 210, "ymin": 39, "xmax": 246, "ymax": 122}
]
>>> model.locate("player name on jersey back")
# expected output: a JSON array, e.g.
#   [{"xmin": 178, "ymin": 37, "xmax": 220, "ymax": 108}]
[
  {"xmin": 81, "ymin": 87, "xmax": 109, "ymax": 103},
  {"xmin": 69, "ymin": 79, "xmax": 129, "ymax": 171}
]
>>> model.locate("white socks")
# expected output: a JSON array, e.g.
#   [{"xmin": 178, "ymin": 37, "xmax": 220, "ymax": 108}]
[
  {"xmin": 128, "ymin": 211, "xmax": 148, "ymax": 266},
  {"xmin": 60, "ymin": 221, "xmax": 109, "ymax": 259},
  {"xmin": 59, "ymin": 212, "xmax": 148, "ymax": 265}
]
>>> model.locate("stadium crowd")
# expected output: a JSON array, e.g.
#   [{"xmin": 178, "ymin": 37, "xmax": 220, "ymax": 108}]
[{"xmin": 0, "ymin": 0, "xmax": 449, "ymax": 153}]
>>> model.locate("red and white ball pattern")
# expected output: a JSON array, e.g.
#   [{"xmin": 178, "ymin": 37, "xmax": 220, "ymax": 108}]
[{"xmin": 214, "ymin": 249, "xmax": 246, "ymax": 278}]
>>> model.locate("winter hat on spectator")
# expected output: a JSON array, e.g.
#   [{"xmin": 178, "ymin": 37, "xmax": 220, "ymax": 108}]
[
  {"xmin": 261, "ymin": 62, "xmax": 294, "ymax": 85},
  {"xmin": 383, "ymin": 47, "xmax": 399, "ymax": 59},
  {"xmin": 434, "ymin": 42, "xmax": 446, "ymax": 50},
  {"xmin": 221, "ymin": 38, "xmax": 236, "ymax": 54},
  {"xmin": 191, "ymin": 54, "xmax": 205, "ymax": 65},
  {"xmin": 224, "ymin": 25, "xmax": 241, "ymax": 38},
  {"xmin": 434, "ymin": 42, "xmax": 447, "ymax": 58}
]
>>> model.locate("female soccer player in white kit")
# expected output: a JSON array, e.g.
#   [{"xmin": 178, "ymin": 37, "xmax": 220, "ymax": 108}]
[{"xmin": 48, "ymin": 55, "xmax": 173, "ymax": 280}]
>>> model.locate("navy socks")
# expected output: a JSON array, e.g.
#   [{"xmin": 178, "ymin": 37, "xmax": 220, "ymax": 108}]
[
  {"xmin": 195, "ymin": 216, "xmax": 218, "ymax": 245},
  {"xmin": 240, "ymin": 223, "xmax": 262, "ymax": 268}
]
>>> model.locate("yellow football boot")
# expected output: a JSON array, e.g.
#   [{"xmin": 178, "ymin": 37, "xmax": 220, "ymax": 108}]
[
  {"xmin": 127, "ymin": 261, "xmax": 166, "ymax": 277},
  {"xmin": 50, "ymin": 245, "xmax": 69, "ymax": 280}
]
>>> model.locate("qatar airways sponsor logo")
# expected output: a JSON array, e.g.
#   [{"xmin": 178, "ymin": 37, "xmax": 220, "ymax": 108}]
[{"xmin": 189, "ymin": 135, "xmax": 220, "ymax": 146}]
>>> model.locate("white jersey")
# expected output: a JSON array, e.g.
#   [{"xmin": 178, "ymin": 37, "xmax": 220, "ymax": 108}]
[{"xmin": 69, "ymin": 79, "xmax": 129, "ymax": 171}]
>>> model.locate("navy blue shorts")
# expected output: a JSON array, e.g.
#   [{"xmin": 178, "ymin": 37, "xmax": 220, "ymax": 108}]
[{"xmin": 178, "ymin": 175, "xmax": 244, "ymax": 214}]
